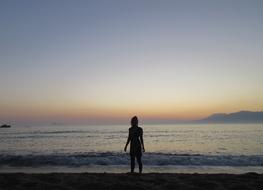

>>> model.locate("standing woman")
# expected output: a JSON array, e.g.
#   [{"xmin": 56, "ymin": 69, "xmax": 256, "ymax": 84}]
[{"xmin": 124, "ymin": 116, "xmax": 145, "ymax": 173}]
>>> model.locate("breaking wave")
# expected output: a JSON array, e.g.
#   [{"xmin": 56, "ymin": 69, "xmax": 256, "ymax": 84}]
[{"xmin": 1, "ymin": 153, "xmax": 263, "ymax": 167}]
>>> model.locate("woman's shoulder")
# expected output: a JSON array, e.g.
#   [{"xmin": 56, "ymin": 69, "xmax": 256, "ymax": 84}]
[{"xmin": 129, "ymin": 126, "xmax": 143, "ymax": 131}]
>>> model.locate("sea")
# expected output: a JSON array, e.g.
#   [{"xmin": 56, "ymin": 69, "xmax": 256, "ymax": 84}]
[{"xmin": 0, "ymin": 124, "xmax": 263, "ymax": 173}]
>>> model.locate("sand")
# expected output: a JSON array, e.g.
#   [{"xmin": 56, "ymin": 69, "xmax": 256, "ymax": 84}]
[{"xmin": 0, "ymin": 173, "xmax": 262, "ymax": 190}]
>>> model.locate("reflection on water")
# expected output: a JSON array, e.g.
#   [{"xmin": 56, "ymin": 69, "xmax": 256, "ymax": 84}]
[{"xmin": 1, "ymin": 124, "xmax": 263, "ymax": 155}]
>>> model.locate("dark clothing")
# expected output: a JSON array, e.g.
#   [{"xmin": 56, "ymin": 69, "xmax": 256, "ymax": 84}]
[
  {"xmin": 128, "ymin": 126, "xmax": 143, "ymax": 156},
  {"xmin": 128, "ymin": 126, "xmax": 143, "ymax": 173}
]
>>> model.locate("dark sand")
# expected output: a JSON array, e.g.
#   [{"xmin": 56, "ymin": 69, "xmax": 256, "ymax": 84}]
[{"xmin": 0, "ymin": 173, "xmax": 262, "ymax": 190}]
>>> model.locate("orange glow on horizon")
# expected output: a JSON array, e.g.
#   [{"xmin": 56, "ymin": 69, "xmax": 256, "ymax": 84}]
[{"xmin": 1, "ymin": 99, "xmax": 263, "ymax": 124}]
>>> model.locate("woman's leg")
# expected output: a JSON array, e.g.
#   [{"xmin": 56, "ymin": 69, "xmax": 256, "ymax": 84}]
[
  {"xmin": 136, "ymin": 154, "xmax": 142, "ymax": 173},
  {"xmin": 130, "ymin": 154, "xmax": 135, "ymax": 173}
]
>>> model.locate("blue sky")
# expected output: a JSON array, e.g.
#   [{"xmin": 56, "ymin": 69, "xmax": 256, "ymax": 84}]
[{"xmin": 0, "ymin": 0, "xmax": 263, "ymax": 124}]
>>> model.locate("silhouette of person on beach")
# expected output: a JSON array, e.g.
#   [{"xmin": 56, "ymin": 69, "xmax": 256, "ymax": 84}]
[{"xmin": 124, "ymin": 116, "xmax": 145, "ymax": 173}]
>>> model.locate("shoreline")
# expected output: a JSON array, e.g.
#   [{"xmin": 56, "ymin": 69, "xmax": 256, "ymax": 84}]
[
  {"xmin": 1, "ymin": 173, "xmax": 263, "ymax": 190},
  {"xmin": 1, "ymin": 165, "xmax": 263, "ymax": 174}
]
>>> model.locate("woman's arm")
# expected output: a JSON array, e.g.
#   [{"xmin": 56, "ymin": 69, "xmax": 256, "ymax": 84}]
[
  {"xmin": 124, "ymin": 130, "xmax": 131, "ymax": 152},
  {"xmin": 140, "ymin": 129, "xmax": 145, "ymax": 152}
]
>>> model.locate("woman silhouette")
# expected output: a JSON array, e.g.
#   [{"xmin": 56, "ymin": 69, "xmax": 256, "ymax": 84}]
[{"xmin": 124, "ymin": 116, "xmax": 145, "ymax": 173}]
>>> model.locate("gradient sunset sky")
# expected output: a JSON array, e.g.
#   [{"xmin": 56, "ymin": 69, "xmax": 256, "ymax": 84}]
[{"xmin": 0, "ymin": 0, "xmax": 263, "ymax": 125}]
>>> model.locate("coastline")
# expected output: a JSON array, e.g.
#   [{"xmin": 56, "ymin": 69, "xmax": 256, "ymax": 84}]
[
  {"xmin": 1, "ymin": 165, "xmax": 263, "ymax": 174},
  {"xmin": 1, "ymin": 173, "xmax": 262, "ymax": 190}
]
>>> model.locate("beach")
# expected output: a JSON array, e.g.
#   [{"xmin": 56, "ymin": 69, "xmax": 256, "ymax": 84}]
[
  {"xmin": 1, "ymin": 1, "xmax": 263, "ymax": 189},
  {"xmin": 0, "ymin": 172, "xmax": 263, "ymax": 190}
]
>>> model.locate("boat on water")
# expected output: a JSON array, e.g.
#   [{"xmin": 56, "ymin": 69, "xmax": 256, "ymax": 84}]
[{"xmin": 0, "ymin": 124, "xmax": 11, "ymax": 128}]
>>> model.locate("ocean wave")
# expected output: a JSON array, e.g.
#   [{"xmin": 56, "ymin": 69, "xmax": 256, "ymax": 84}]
[{"xmin": 0, "ymin": 153, "xmax": 263, "ymax": 167}]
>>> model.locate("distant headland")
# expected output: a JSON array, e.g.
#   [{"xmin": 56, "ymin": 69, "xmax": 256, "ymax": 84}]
[{"xmin": 199, "ymin": 111, "xmax": 263, "ymax": 123}]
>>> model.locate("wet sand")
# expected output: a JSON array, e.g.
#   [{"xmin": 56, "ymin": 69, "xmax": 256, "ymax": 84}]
[{"xmin": 0, "ymin": 173, "xmax": 262, "ymax": 190}]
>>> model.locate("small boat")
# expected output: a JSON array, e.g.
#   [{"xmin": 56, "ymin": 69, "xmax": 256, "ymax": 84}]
[{"xmin": 0, "ymin": 124, "xmax": 11, "ymax": 128}]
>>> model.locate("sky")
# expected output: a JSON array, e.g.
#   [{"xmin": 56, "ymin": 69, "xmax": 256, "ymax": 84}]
[{"xmin": 0, "ymin": 0, "xmax": 263, "ymax": 125}]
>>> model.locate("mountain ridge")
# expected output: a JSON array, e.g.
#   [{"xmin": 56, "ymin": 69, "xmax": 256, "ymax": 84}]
[{"xmin": 199, "ymin": 111, "xmax": 263, "ymax": 123}]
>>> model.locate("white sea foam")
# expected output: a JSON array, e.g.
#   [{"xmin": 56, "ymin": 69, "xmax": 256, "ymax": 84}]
[
  {"xmin": 0, "ymin": 153, "xmax": 263, "ymax": 167},
  {"xmin": 0, "ymin": 124, "xmax": 263, "ymax": 172}
]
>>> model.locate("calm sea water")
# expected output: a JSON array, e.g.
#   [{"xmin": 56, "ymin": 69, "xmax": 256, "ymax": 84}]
[{"xmin": 0, "ymin": 124, "xmax": 263, "ymax": 173}]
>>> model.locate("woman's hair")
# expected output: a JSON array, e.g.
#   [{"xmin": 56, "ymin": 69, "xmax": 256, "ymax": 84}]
[{"xmin": 131, "ymin": 116, "xmax": 138, "ymax": 126}]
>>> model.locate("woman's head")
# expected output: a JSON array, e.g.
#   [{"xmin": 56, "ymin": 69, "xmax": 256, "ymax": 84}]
[{"xmin": 131, "ymin": 116, "xmax": 138, "ymax": 127}]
